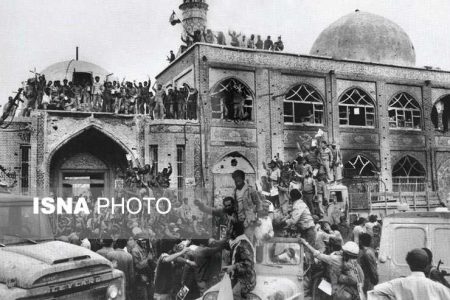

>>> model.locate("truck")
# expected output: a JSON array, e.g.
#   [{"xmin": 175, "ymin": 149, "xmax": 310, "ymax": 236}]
[
  {"xmin": 377, "ymin": 211, "xmax": 450, "ymax": 284},
  {"xmin": 0, "ymin": 192, "xmax": 125, "ymax": 300},
  {"xmin": 200, "ymin": 237, "xmax": 305, "ymax": 300}
]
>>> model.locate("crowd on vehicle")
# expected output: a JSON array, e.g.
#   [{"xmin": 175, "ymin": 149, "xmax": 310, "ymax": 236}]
[{"xmin": 8, "ymin": 74, "xmax": 198, "ymax": 119}]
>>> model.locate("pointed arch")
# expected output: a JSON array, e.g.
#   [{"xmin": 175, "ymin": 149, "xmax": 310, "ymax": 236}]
[
  {"xmin": 209, "ymin": 77, "xmax": 254, "ymax": 121},
  {"xmin": 388, "ymin": 92, "xmax": 421, "ymax": 129},
  {"xmin": 344, "ymin": 155, "xmax": 377, "ymax": 178},
  {"xmin": 212, "ymin": 151, "xmax": 255, "ymax": 174},
  {"xmin": 392, "ymin": 155, "xmax": 426, "ymax": 192},
  {"xmin": 339, "ymin": 87, "xmax": 375, "ymax": 127},
  {"xmin": 46, "ymin": 124, "xmax": 137, "ymax": 174},
  {"xmin": 283, "ymin": 83, "xmax": 325, "ymax": 125}
]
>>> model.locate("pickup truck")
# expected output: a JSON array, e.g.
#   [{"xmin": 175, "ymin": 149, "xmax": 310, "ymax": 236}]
[
  {"xmin": 201, "ymin": 237, "xmax": 305, "ymax": 300},
  {"xmin": 0, "ymin": 192, "xmax": 125, "ymax": 300}
]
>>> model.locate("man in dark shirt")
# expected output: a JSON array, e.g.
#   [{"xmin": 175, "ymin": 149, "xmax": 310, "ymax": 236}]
[
  {"xmin": 96, "ymin": 237, "xmax": 114, "ymax": 258},
  {"xmin": 274, "ymin": 36, "xmax": 284, "ymax": 51},
  {"xmin": 264, "ymin": 36, "xmax": 273, "ymax": 50},
  {"xmin": 154, "ymin": 242, "xmax": 194, "ymax": 299},
  {"xmin": 106, "ymin": 239, "xmax": 135, "ymax": 300},
  {"xmin": 358, "ymin": 233, "xmax": 378, "ymax": 294},
  {"xmin": 255, "ymin": 35, "xmax": 263, "ymax": 49}
]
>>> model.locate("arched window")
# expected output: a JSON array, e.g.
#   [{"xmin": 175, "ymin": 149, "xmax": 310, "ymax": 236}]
[
  {"xmin": 339, "ymin": 88, "xmax": 375, "ymax": 127},
  {"xmin": 392, "ymin": 156, "xmax": 426, "ymax": 192},
  {"xmin": 388, "ymin": 93, "xmax": 421, "ymax": 129},
  {"xmin": 210, "ymin": 78, "xmax": 253, "ymax": 121},
  {"xmin": 344, "ymin": 155, "xmax": 377, "ymax": 178},
  {"xmin": 431, "ymin": 95, "xmax": 450, "ymax": 132},
  {"xmin": 283, "ymin": 84, "xmax": 324, "ymax": 125}
]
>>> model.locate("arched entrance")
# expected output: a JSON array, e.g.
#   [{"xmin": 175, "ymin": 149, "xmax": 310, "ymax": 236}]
[
  {"xmin": 211, "ymin": 152, "xmax": 256, "ymax": 206},
  {"xmin": 432, "ymin": 95, "xmax": 450, "ymax": 132},
  {"xmin": 49, "ymin": 127, "xmax": 129, "ymax": 198}
]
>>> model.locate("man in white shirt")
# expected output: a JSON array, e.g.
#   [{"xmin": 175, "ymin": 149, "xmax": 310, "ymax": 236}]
[
  {"xmin": 353, "ymin": 217, "xmax": 367, "ymax": 245},
  {"xmin": 368, "ymin": 248, "xmax": 450, "ymax": 300},
  {"xmin": 254, "ymin": 200, "xmax": 274, "ymax": 244}
]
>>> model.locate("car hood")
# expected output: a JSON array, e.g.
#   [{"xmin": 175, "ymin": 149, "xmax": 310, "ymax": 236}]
[
  {"xmin": 203, "ymin": 275, "xmax": 300, "ymax": 299},
  {"xmin": 251, "ymin": 275, "xmax": 300, "ymax": 299},
  {"xmin": 0, "ymin": 241, "xmax": 112, "ymax": 289}
]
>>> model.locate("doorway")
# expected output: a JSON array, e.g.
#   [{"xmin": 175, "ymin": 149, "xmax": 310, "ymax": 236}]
[{"xmin": 62, "ymin": 172, "xmax": 105, "ymax": 199}]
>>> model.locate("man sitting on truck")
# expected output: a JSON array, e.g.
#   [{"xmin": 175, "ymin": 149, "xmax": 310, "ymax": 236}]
[{"xmin": 368, "ymin": 248, "xmax": 450, "ymax": 300}]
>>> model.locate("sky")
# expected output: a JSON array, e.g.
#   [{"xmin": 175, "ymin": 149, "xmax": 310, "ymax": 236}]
[{"xmin": 1, "ymin": 0, "xmax": 450, "ymax": 106}]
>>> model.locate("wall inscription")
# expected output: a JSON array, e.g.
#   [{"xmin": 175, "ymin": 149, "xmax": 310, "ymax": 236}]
[{"xmin": 211, "ymin": 127, "xmax": 256, "ymax": 143}]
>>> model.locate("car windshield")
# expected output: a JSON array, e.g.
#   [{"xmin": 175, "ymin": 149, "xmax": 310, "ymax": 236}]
[
  {"xmin": 0, "ymin": 204, "xmax": 54, "ymax": 245},
  {"xmin": 268, "ymin": 243, "xmax": 301, "ymax": 265}
]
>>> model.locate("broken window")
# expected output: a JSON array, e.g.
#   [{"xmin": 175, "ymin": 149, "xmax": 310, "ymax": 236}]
[
  {"xmin": 393, "ymin": 156, "xmax": 426, "ymax": 192},
  {"xmin": 339, "ymin": 88, "xmax": 375, "ymax": 127},
  {"xmin": 388, "ymin": 93, "xmax": 421, "ymax": 129},
  {"xmin": 431, "ymin": 95, "xmax": 450, "ymax": 132},
  {"xmin": 210, "ymin": 78, "xmax": 253, "ymax": 121},
  {"xmin": 344, "ymin": 155, "xmax": 377, "ymax": 178},
  {"xmin": 283, "ymin": 84, "xmax": 324, "ymax": 125}
]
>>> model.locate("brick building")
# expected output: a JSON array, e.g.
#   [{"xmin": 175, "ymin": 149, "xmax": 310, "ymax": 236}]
[{"xmin": 1, "ymin": 3, "xmax": 450, "ymax": 215}]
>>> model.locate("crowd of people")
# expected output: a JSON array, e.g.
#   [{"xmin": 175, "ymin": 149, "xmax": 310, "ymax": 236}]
[
  {"xmin": 178, "ymin": 28, "xmax": 285, "ymax": 54},
  {"xmin": 49, "ymin": 159, "xmax": 450, "ymax": 300},
  {"xmin": 45, "ymin": 132, "xmax": 449, "ymax": 299},
  {"xmin": 9, "ymin": 74, "xmax": 199, "ymax": 119}
]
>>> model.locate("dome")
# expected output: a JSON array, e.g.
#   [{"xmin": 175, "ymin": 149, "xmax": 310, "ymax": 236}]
[
  {"xmin": 310, "ymin": 11, "xmax": 416, "ymax": 67},
  {"xmin": 41, "ymin": 60, "xmax": 117, "ymax": 82}
]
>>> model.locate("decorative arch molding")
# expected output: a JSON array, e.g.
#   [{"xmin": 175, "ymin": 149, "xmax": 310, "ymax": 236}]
[
  {"xmin": 209, "ymin": 148, "xmax": 257, "ymax": 173},
  {"xmin": 45, "ymin": 124, "xmax": 138, "ymax": 184},
  {"xmin": 60, "ymin": 152, "xmax": 108, "ymax": 170},
  {"xmin": 339, "ymin": 86, "xmax": 375, "ymax": 104},
  {"xmin": 212, "ymin": 151, "xmax": 256, "ymax": 174}
]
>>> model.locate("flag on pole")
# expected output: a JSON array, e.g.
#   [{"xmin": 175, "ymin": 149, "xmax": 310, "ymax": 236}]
[{"xmin": 170, "ymin": 11, "xmax": 181, "ymax": 25}]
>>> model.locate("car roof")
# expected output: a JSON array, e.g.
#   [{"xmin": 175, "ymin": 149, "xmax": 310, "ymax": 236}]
[{"xmin": 385, "ymin": 211, "xmax": 450, "ymax": 220}]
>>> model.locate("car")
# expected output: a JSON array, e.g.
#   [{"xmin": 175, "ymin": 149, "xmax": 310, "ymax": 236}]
[
  {"xmin": 200, "ymin": 237, "xmax": 305, "ymax": 300},
  {"xmin": 0, "ymin": 192, "xmax": 125, "ymax": 300},
  {"xmin": 377, "ymin": 211, "xmax": 450, "ymax": 283}
]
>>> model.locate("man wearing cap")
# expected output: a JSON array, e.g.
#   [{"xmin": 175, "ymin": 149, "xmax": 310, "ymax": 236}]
[
  {"xmin": 369, "ymin": 248, "xmax": 450, "ymax": 300},
  {"xmin": 300, "ymin": 239, "xmax": 365, "ymax": 300},
  {"xmin": 130, "ymin": 233, "xmax": 154, "ymax": 300}
]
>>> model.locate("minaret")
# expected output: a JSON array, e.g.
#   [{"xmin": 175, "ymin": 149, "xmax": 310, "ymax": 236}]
[{"xmin": 179, "ymin": 0, "xmax": 208, "ymax": 36}]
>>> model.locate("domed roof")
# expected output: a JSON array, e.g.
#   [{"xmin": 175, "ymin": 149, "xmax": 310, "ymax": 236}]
[
  {"xmin": 41, "ymin": 60, "xmax": 115, "ymax": 82},
  {"xmin": 310, "ymin": 11, "xmax": 416, "ymax": 67}
]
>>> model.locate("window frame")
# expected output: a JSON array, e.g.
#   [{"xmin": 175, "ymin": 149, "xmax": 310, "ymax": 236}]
[
  {"xmin": 283, "ymin": 84, "xmax": 325, "ymax": 126},
  {"xmin": 392, "ymin": 156, "xmax": 426, "ymax": 192},
  {"xmin": 339, "ymin": 88, "xmax": 376, "ymax": 128},
  {"xmin": 20, "ymin": 145, "xmax": 31, "ymax": 195},
  {"xmin": 388, "ymin": 92, "xmax": 422, "ymax": 130},
  {"xmin": 176, "ymin": 145, "xmax": 186, "ymax": 200},
  {"xmin": 210, "ymin": 78, "xmax": 254, "ymax": 121},
  {"xmin": 344, "ymin": 155, "xmax": 377, "ymax": 178}
]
